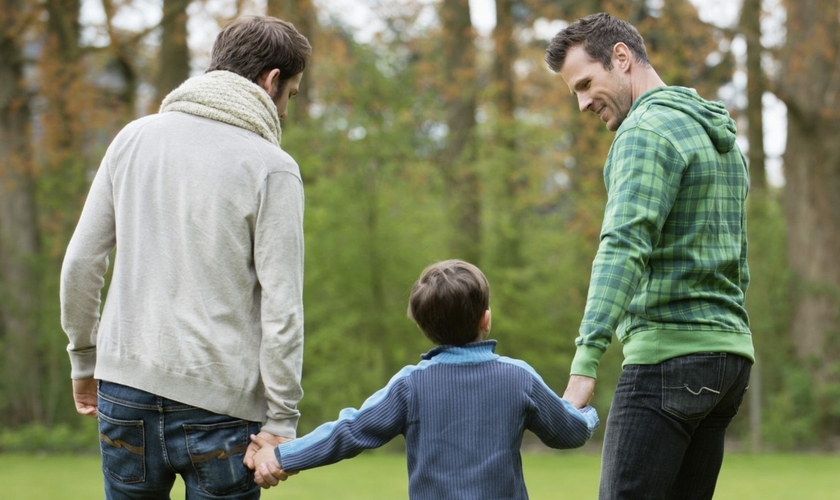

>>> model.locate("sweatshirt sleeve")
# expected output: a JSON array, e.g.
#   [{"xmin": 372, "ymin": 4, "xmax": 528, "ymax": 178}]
[
  {"xmin": 738, "ymin": 153, "xmax": 750, "ymax": 295},
  {"xmin": 571, "ymin": 127, "xmax": 686, "ymax": 378},
  {"xmin": 276, "ymin": 374, "xmax": 411, "ymax": 472},
  {"xmin": 255, "ymin": 170, "xmax": 305, "ymax": 437},
  {"xmin": 60, "ymin": 153, "xmax": 117, "ymax": 379}
]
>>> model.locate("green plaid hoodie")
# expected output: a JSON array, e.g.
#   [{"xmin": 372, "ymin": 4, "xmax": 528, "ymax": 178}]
[{"xmin": 571, "ymin": 86, "xmax": 754, "ymax": 379}]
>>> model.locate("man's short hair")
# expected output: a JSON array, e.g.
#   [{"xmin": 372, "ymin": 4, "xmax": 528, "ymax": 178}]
[
  {"xmin": 545, "ymin": 12, "xmax": 650, "ymax": 72},
  {"xmin": 407, "ymin": 260, "xmax": 490, "ymax": 346},
  {"xmin": 208, "ymin": 15, "xmax": 312, "ymax": 85}
]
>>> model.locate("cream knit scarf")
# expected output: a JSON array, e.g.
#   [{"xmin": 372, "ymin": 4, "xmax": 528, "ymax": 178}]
[{"xmin": 160, "ymin": 70, "xmax": 281, "ymax": 147}]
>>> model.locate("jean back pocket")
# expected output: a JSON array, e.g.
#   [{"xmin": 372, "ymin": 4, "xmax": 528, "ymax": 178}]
[
  {"xmin": 184, "ymin": 419, "xmax": 255, "ymax": 496},
  {"xmin": 99, "ymin": 412, "xmax": 146, "ymax": 483},
  {"xmin": 661, "ymin": 353, "xmax": 725, "ymax": 420}
]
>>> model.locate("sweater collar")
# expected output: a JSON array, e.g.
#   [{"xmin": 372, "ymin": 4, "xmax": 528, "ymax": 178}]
[{"xmin": 420, "ymin": 339, "xmax": 499, "ymax": 363}]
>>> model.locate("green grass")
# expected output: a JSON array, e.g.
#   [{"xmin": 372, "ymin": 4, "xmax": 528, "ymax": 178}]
[{"xmin": 1, "ymin": 451, "xmax": 838, "ymax": 499}]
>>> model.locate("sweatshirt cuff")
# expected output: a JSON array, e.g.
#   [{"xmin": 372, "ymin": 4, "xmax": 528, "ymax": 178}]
[
  {"xmin": 261, "ymin": 415, "xmax": 299, "ymax": 440},
  {"xmin": 69, "ymin": 350, "xmax": 97, "ymax": 380},
  {"xmin": 569, "ymin": 344, "xmax": 604, "ymax": 379}
]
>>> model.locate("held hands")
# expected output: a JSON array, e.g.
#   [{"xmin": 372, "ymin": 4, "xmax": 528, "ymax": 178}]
[
  {"xmin": 248, "ymin": 433, "xmax": 298, "ymax": 489},
  {"xmin": 243, "ymin": 431, "xmax": 292, "ymax": 469},
  {"xmin": 72, "ymin": 377, "xmax": 99, "ymax": 418}
]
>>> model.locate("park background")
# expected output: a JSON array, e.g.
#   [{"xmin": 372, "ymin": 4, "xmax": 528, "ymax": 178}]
[{"xmin": 1, "ymin": 0, "xmax": 839, "ymax": 495}]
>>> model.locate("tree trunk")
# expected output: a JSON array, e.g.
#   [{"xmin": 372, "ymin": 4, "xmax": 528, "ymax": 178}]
[
  {"xmin": 362, "ymin": 161, "xmax": 391, "ymax": 378},
  {"xmin": 102, "ymin": 0, "xmax": 138, "ymax": 119},
  {"xmin": 783, "ymin": 116, "xmax": 840, "ymax": 362},
  {"xmin": 739, "ymin": 0, "xmax": 767, "ymax": 452},
  {"xmin": 440, "ymin": 0, "xmax": 481, "ymax": 264},
  {"xmin": 267, "ymin": 0, "xmax": 315, "ymax": 124},
  {"xmin": 492, "ymin": 0, "xmax": 524, "ymax": 268},
  {"xmin": 154, "ymin": 0, "xmax": 191, "ymax": 107},
  {"xmin": 741, "ymin": 0, "xmax": 767, "ymax": 192},
  {"xmin": 0, "ymin": 1, "xmax": 43, "ymax": 426},
  {"xmin": 779, "ymin": 0, "xmax": 840, "ymax": 402}
]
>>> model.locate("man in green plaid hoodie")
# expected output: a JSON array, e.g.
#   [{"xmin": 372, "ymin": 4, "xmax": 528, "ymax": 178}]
[{"xmin": 545, "ymin": 12, "xmax": 754, "ymax": 500}]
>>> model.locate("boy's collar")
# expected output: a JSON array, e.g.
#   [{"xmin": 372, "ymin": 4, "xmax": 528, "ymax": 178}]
[{"xmin": 421, "ymin": 339, "xmax": 498, "ymax": 361}]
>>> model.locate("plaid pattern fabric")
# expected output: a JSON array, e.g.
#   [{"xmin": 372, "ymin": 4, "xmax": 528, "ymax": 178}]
[{"xmin": 571, "ymin": 87, "xmax": 753, "ymax": 378}]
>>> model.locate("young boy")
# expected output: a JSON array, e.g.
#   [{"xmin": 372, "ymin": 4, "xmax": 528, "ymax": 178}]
[{"xmin": 251, "ymin": 259, "xmax": 599, "ymax": 498}]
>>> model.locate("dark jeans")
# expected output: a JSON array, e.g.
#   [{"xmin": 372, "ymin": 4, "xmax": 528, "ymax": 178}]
[
  {"xmin": 599, "ymin": 353, "xmax": 751, "ymax": 500},
  {"xmin": 97, "ymin": 381, "xmax": 261, "ymax": 499}
]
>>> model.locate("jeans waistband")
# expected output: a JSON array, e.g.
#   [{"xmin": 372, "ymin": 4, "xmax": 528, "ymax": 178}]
[{"xmin": 98, "ymin": 380, "xmax": 198, "ymax": 412}]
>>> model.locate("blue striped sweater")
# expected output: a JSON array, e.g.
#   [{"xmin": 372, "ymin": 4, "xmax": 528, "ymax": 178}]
[{"xmin": 276, "ymin": 340, "xmax": 599, "ymax": 499}]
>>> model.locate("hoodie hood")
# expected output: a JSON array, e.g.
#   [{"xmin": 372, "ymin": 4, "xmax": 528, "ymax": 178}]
[{"xmin": 629, "ymin": 86, "xmax": 736, "ymax": 154}]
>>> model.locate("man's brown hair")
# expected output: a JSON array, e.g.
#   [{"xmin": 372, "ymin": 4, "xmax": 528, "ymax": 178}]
[
  {"xmin": 208, "ymin": 15, "xmax": 311, "ymax": 87},
  {"xmin": 407, "ymin": 260, "xmax": 490, "ymax": 346},
  {"xmin": 545, "ymin": 12, "xmax": 650, "ymax": 72}
]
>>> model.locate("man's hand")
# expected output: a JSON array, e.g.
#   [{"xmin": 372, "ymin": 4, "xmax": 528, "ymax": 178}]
[
  {"xmin": 243, "ymin": 431, "xmax": 292, "ymax": 470},
  {"xmin": 72, "ymin": 377, "xmax": 98, "ymax": 418},
  {"xmin": 255, "ymin": 459, "xmax": 297, "ymax": 488},
  {"xmin": 249, "ymin": 434, "xmax": 298, "ymax": 489},
  {"xmin": 563, "ymin": 375, "xmax": 596, "ymax": 409}
]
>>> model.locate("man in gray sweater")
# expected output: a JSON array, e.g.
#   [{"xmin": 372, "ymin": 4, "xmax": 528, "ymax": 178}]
[{"xmin": 60, "ymin": 16, "xmax": 310, "ymax": 499}]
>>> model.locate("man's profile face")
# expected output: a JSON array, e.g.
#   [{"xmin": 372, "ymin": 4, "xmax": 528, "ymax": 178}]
[{"xmin": 559, "ymin": 45, "xmax": 632, "ymax": 132}]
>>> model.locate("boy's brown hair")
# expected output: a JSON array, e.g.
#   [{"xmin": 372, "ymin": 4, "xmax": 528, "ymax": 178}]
[
  {"xmin": 208, "ymin": 15, "xmax": 312, "ymax": 87},
  {"xmin": 407, "ymin": 260, "xmax": 490, "ymax": 346}
]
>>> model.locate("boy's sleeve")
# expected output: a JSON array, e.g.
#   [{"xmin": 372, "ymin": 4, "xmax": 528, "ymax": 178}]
[
  {"xmin": 499, "ymin": 357, "xmax": 599, "ymax": 448},
  {"xmin": 526, "ymin": 370, "xmax": 599, "ymax": 449},
  {"xmin": 276, "ymin": 371, "xmax": 412, "ymax": 472}
]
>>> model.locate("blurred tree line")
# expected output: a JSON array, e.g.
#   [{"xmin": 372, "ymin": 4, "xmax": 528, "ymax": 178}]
[{"xmin": 0, "ymin": 0, "xmax": 838, "ymax": 452}]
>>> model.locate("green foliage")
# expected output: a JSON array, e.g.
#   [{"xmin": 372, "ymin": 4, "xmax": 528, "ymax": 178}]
[
  {"xmin": 764, "ymin": 365, "xmax": 822, "ymax": 450},
  {"xmin": 731, "ymin": 192, "xmax": 840, "ymax": 450},
  {"xmin": 0, "ymin": 419, "xmax": 99, "ymax": 454},
  {"xmin": 2, "ymin": 0, "xmax": 831, "ymax": 451},
  {"xmin": 731, "ymin": 193, "xmax": 799, "ymax": 448},
  {"xmin": 282, "ymin": 34, "xmax": 451, "ymax": 433}
]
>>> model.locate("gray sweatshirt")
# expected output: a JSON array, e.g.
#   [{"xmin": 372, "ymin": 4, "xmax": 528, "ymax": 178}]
[{"xmin": 60, "ymin": 111, "xmax": 304, "ymax": 437}]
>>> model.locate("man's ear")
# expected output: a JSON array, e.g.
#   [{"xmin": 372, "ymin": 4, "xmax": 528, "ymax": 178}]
[
  {"xmin": 257, "ymin": 68, "xmax": 282, "ymax": 95},
  {"xmin": 612, "ymin": 42, "xmax": 632, "ymax": 72}
]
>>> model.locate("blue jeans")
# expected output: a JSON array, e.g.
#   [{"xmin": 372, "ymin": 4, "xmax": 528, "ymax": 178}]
[
  {"xmin": 599, "ymin": 353, "xmax": 751, "ymax": 500},
  {"xmin": 97, "ymin": 381, "xmax": 262, "ymax": 499}
]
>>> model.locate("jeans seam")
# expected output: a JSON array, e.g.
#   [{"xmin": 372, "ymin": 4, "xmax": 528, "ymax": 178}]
[
  {"xmin": 716, "ymin": 354, "xmax": 727, "ymax": 407},
  {"xmin": 99, "ymin": 391, "xmax": 160, "ymax": 411},
  {"xmin": 160, "ymin": 409, "xmax": 177, "ymax": 473}
]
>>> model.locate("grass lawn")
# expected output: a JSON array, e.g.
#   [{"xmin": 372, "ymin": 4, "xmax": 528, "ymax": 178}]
[{"xmin": 1, "ymin": 451, "xmax": 838, "ymax": 499}]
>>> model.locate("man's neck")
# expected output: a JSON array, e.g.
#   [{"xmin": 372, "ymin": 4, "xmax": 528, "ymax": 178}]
[{"xmin": 631, "ymin": 66, "xmax": 667, "ymax": 103}]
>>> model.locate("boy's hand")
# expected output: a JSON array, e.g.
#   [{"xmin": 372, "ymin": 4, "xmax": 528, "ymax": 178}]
[
  {"xmin": 250, "ymin": 434, "xmax": 297, "ymax": 489},
  {"xmin": 244, "ymin": 431, "xmax": 291, "ymax": 469}
]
